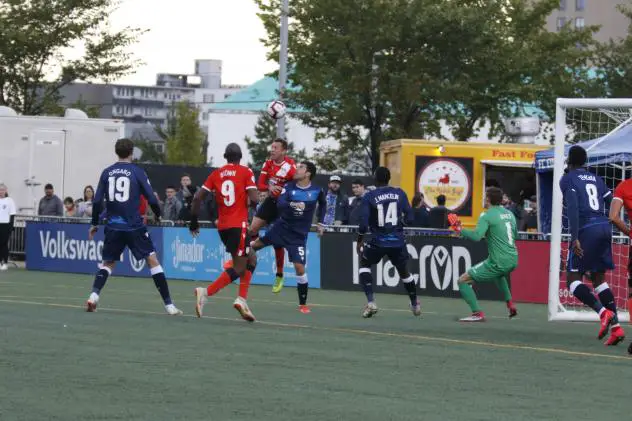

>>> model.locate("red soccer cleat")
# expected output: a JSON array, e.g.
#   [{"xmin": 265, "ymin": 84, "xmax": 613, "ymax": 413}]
[
  {"xmin": 598, "ymin": 309, "xmax": 615, "ymax": 340},
  {"xmin": 507, "ymin": 301, "xmax": 517, "ymax": 318},
  {"xmin": 85, "ymin": 300, "xmax": 97, "ymax": 312},
  {"xmin": 299, "ymin": 305, "xmax": 311, "ymax": 314},
  {"xmin": 605, "ymin": 326, "xmax": 625, "ymax": 346},
  {"xmin": 223, "ymin": 260, "xmax": 234, "ymax": 270}
]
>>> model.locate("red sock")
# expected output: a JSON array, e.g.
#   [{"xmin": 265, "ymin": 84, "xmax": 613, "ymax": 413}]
[
  {"xmin": 506, "ymin": 300, "xmax": 515, "ymax": 309},
  {"xmin": 206, "ymin": 271, "xmax": 233, "ymax": 296},
  {"xmin": 239, "ymin": 270, "xmax": 252, "ymax": 299},
  {"xmin": 274, "ymin": 247, "xmax": 285, "ymax": 276}
]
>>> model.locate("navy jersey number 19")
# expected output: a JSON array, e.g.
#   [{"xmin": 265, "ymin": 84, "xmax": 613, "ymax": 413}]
[{"xmin": 109, "ymin": 176, "xmax": 130, "ymax": 203}]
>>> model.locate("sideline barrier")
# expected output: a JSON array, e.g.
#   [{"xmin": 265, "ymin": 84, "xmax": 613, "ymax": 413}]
[{"xmin": 20, "ymin": 216, "xmax": 553, "ymax": 302}]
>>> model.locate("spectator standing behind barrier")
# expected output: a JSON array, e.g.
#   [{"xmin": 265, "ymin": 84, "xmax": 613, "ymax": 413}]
[
  {"xmin": 77, "ymin": 185, "xmax": 95, "ymax": 217},
  {"xmin": 38, "ymin": 183, "xmax": 63, "ymax": 216},
  {"xmin": 411, "ymin": 193, "xmax": 430, "ymax": 228},
  {"xmin": 323, "ymin": 175, "xmax": 349, "ymax": 225},
  {"xmin": 519, "ymin": 195, "xmax": 538, "ymax": 232},
  {"xmin": 64, "ymin": 197, "xmax": 77, "ymax": 217},
  {"xmin": 162, "ymin": 186, "xmax": 182, "ymax": 221},
  {"xmin": 347, "ymin": 179, "xmax": 366, "ymax": 225},
  {"xmin": 502, "ymin": 194, "xmax": 521, "ymax": 221},
  {"xmin": 0, "ymin": 184, "xmax": 16, "ymax": 270},
  {"xmin": 429, "ymin": 194, "xmax": 449, "ymax": 229},
  {"xmin": 176, "ymin": 174, "xmax": 199, "ymax": 221}
]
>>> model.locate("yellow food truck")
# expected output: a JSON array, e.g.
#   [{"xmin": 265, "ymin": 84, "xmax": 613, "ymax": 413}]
[{"xmin": 380, "ymin": 139, "xmax": 548, "ymax": 228}]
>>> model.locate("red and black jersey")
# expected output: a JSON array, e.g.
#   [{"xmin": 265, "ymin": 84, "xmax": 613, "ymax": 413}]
[
  {"xmin": 203, "ymin": 164, "xmax": 257, "ymax": 230},
  {"xmin": 257, "ymin": 157, "xmax": 296, "ymax": 198}
]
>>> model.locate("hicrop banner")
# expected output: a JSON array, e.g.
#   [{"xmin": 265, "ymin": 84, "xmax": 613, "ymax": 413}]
[
  {"xmin": 162, "ymin": 227, "xmax": 321, "ymax": 288},
  {"xmin": 26, "ymin": 222, "xmax": 163, "ymax": 277}
]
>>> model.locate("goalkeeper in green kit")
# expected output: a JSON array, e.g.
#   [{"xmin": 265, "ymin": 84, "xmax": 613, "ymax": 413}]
[{"xmin": 448, "ymin": 187, "xmax": 519, "ymax": 322}]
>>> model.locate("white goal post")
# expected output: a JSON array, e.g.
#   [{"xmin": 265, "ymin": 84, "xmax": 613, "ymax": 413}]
[{"xmin": 549, "ymin": 98, "xmax": 632, "ymax": 322}]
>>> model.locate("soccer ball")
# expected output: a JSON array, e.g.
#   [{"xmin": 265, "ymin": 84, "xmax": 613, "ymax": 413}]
[{"xmin": 267, "ymin": 100, "xmax": 287, "ymax": 120}]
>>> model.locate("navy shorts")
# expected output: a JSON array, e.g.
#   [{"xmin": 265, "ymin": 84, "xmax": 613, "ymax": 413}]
[
  {"xmin": 567, "ymin": 223, "xmax": 614, "ymax": 274},
  {"xmin": 261, "ymin": 225, "xmax": 306, "ymax": 265},
  {"xmin": 102, "ymin": 227, "xmax": 155, "ymax": 262},
  {"xmin": 254, "ymin": 196, "xmax": 278, "ymax": 224},
  {"xmin": 361, "ymin": 243, "xmax": 409, "ymax": 275}
]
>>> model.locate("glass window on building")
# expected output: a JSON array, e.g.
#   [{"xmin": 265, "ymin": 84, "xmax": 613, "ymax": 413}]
[
  {"xmin": 575, "ymin": 0, "xmax": 585, "ymax": 11},
  {"xmin": 556, "ymin": 16, "xmax": 567, "ymax": 30},
  {"xmin": 575, "ymin": 17, "xmax": 585, "ymax": 29}
]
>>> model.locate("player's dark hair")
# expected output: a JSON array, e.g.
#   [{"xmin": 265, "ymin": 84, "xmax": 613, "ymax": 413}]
[
  {"xmin": 166, "ymin": 185, "xmax": 177, "ymax": 191},
  {"xmin": 568, "ymin": 145, "xmax": 587, "ymax": 167},
  {"xmin": 374, "ymin": 167, "xmax": 390, "ymax": 185},
  {"xmin": 301, "ymin": 161, "xmax": 317, "ymax": 180},
  {"xmin": 352, "ymin": 179, "xmax": 364, "ymax": 186},
  {"xmin": 63, "ymin": 197, "xmax": 74, "ymax": 205},
  {"xmin": 115, "ymin": 138, "xmax": 134, "ymax": 159},
  {"xmin": 436, "ymin": 194, "xmax": 446, "ymax": 206},
  {"xmin": 486, "ymin": 187, "xmax": 503, "ymax": 206},
  {"xmin": 412, "ymin": 193, "xmax": 423, "ymax": 208},
  {"xmin": 224, "ymin": 143, "xmax": 242, "ymax": 163},
  {"xmin": 273, "ymin": 138, "xmax": 288, "ymax": 150},
  {"xmin": 45, "ymin": 183, "xmax": 54, "ymax": 190}
]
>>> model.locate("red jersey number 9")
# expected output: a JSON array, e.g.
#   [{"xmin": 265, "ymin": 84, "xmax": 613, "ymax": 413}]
[{"xmin": 221, "ymin": 180, "xmax": 235, "ymax": 206}]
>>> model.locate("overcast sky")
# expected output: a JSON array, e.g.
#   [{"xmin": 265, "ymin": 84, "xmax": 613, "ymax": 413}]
[{"xmin": 110, "ymin": 0, "xmax": 276, "ymax": 86}]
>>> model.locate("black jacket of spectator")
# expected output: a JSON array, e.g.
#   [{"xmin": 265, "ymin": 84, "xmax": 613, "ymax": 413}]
[
  {"xmin": 411, "ymin": 207, "xmax": 430, "ymax": 228},
  {"xmin": 429, "ymin": 206, "xmax": 449, "ymax": 229},
  {"xmin": 347, "ymin": 196, "xmax": 364, "ymax": 225}
]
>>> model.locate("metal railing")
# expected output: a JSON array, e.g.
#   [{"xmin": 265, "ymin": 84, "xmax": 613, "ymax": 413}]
[{"xmin": 7, "ymin": 214, "xmax": 551, "ymax": 265}]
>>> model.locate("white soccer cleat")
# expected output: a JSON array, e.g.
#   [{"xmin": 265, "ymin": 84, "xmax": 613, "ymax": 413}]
[
  {"xmin": 362, "ymin": 302, "xmax": 379, "ymax": 318},
  {"xmin": 233, "ymin": 297, "xmax": 256, "ymax": 322},
  {"xmin": 85, "ymin": 292, "xmax": 99, "ymax": 312},
  {"xmin": 165, "ymin": 303, "xmax": 183, "ymax": 316},
  {"xmin": 0, "ymin": 263, "xmax": 8, "ymax": 271},
  {"xmin": 411, "ymin": 299, "xmax": 422, "ymax": 317},
  {"xmin": 194, "ymin": 287, "xmax": 208, "ymax": 318},
  {"xmin": 459, "ymin": 311, "xmax": 486, "ymax": 322}
]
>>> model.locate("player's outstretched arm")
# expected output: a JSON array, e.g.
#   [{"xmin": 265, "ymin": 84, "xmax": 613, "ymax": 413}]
[
  {"xmin": 565, "ymin": 188, "xmax": 580, "ymax": 244},
  {"xmin": 189, "ymin": 187, "xmax": 209, "ymax": 235},
  {"xmin": 609, "ymin": 198, "xmax": 629, "ymax": 236},
  {"xmin": 91, "ymin": 171, "xmax": 107, "ymax": 228},
  {"xmin": 460, "ymin": 213, "xmax": 489, "ymax": 242}
]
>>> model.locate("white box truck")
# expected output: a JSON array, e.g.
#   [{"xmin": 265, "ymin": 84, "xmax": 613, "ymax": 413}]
[{"xmin": 0, "ymin": 107, "xmax": 124, "ymax": 214}]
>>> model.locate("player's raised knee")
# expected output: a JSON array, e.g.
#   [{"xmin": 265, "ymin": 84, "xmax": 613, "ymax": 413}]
[{"xmin": 458, "ymin": 273, "xmax": 472, "ymax": 284}]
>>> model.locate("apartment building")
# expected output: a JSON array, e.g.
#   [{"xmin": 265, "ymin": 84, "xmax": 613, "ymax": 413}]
[{"xmin": 546, "ymin": 0, "xmax": 630, "ymax": 41}]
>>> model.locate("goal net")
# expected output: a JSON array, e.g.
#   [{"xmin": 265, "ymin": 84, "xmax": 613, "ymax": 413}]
[{"xmin": 549, "ymin": 98, "xmax": 632, "ymax": 322}]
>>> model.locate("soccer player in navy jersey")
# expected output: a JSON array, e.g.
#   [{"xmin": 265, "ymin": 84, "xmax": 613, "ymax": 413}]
[
  {"xmin": 356, "ymin": 167, "xmax": 420, "ymax": 319},
  {"xmin": 85, "ymin": 138, "xmax": 182, "ymax": 316},
  {"xmin": 251, "ymin": 161, "xmax": 325, "ymax": 313},
  {"xmin": 561, "ymin": 145, "xmax": 624, "ymax": 345}
]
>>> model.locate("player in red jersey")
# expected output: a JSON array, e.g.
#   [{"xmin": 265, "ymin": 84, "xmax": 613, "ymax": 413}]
[
  {"xmin": 609, "ymin": 179, "xmax": 632, "ymax": 322},
  {"xmin": 189, "ymin": 143, "xmax": 259, "ymax": 322},
  {"xmin": 251, "ymin": 138, "xmax": 296, "ymax": 293}
]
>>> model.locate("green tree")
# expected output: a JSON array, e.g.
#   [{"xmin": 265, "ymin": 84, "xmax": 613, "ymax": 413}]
[
  {"xmin": 244, "ymin": 112, "xmax": 307, "ymax": 169},
  {"xmin": 133, "ymin": 140, "xmax": 166, "ymax": 164},
  {"xmin": 0, "ymin": 0, "xmax": 144, "ymax": 115},
  {"xmin": 255, "ymin": 0, "xmax": 598, "ymax": 171},
  {"xmin": 157, "ymin": 102, "xmax": 206, "ymax": 166}
]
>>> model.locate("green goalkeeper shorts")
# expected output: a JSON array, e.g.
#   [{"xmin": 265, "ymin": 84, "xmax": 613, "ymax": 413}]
[{"xmin": 467, "ymin": 258, "xmax": 517, "ymax": 282}]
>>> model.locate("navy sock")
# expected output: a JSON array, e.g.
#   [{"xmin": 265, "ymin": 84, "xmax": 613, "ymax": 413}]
[
  {"xmin": 570, "ymin": 281, "xmax": 602, "ymax": 313},
  {"xmin": 402, "ymin": 276, "xmax": 417, "ymax": 307},
  {"xmin": 596, "ymin": 283, "xmax": 618, "ymax": 323},
  {"xmin": 151, "ymin": 266, "xmax": 172, "ymax": 305},
  {"xmin": 297, "ymin": 283, "xmax": 308, "ymax": 305},
  {"xmin": 360, "ymin": 270, "xmax": 374, "ymax": 303},
  {"xmin": 92, "ymin": 268, "xmax": 110, "ymax": 294}
]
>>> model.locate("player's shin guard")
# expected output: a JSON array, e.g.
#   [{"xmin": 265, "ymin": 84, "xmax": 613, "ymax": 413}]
[
  {"xmin": 458, "ymin": 283, "xmax": 481, "ymax": 312},
  {"xmin": 274, "ymin": 247, "xmax": 285, "ymax": 278},
  {"xmin": 359, "ymin": 268, "xmax": 374, "ymax": 303},
  {"xmin": 401, "ymin": 275, "xmax": 417, "ymax": 307},
  {"xmin": 569, "ymin": 280, "xmax": 603, "ymax": 313},
  {"xmin": 595, "ymin": 282, "xmax": 619, "ymax": 324},
  {"xmin": 92, "ymin": 265, "xmax": 111, "ymax": 294},
  {"xmin": 150, "ymin": 265, "xmax": 173, "ymax": 305},
  {"xmin": 207, "ymin": 268, "xmax": 240, "ymax": 297},
  {"xmin": 239, "ymin": 264, "xmax": 256, "ymax": 299},
  {"xmin": 297, "ymin": 274, "xmax": 308, "ymax": 305}
]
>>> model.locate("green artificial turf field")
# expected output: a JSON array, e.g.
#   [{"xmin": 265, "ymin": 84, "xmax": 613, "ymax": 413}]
[{"xmin": 0, "ymin": 269, "xmax": 629, "ymax": 421}]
